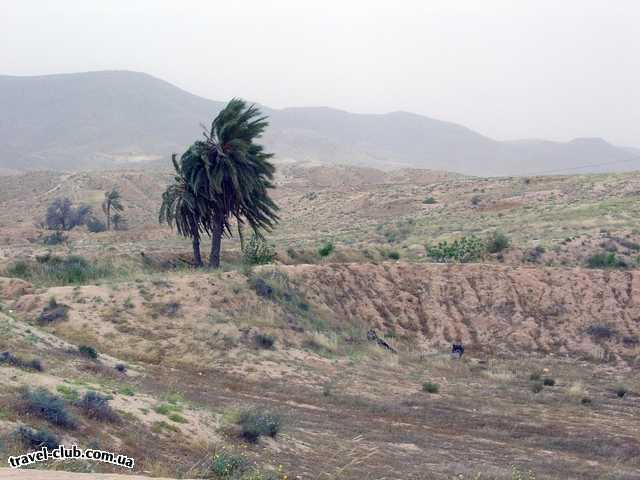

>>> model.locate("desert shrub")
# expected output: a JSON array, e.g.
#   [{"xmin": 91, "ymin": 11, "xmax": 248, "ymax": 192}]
[
  {"xmin": 543, "ymin": 378, "xmax": 556, "ymax": 386},
  {"xmin": 21, "ymin": 388, "xmax": 76, "ymax": 428},
  {"xmin": 168, "ymin": 413, "xmax": 188, "ymax": 423},
  {"xmin": 614, "ymin": 385, "xmax": 628, "ymax": 398},
  {"xmin": 486, "ymin": 231, "xmax": 510, "ymax": 253},
  {"xmin": 318, "ymin": 242, "xmax": 335, "ymax": 257},
  {"xmin": 112, "ymin": 213, "xmax": 128, "ymax": 231},
  {"xmin": 531, "ymin": 382, "xmax": 544, "ymax": 394},
  {"xmin": 470, "ymin": 195, "xmax": 481, "ymax": 206},
  {"xmin": 529, "ymin": 371, "xmax": 542, "ymax": 381},
  {"xmin": 587, "ymin": 324, "xmax": 617, "ymax": 340},
  {"xmin": 422, "ymin": 381, "xmax": 439, "ymax": 394},
  {"xmin": 151, "ymin": 301, "xmax": 181, "ymax": 318},
  {"xmin": 211, "ymin": 452, "xmax": 249, "ymax": 477},
  {"xmin": 426, "ymin": 236, "xmax": 486, "ymax": 263},
  {"xmin": 243, "ymin": 233, "xmax": 276, "ymax": 265},
  {"xmin": 15, "ymin": 426, "xmax": 60, "ymax": 449},
  {"xmin": 4, "ymin": 255, "xmax": 114, "ymax": 286},
  {"xmin": 78, "ymin": 345, "xmax": 98, "ymax": 360},
  {"xmin": 56, "ymin": 385, "xmax": 80, "ymax": 402},
  {"xmin": 254, "ymin": 333, "xmax": 275, "ymax": 350},
  {"xmin": 42, "ymin": 230, "xmax": 67, "ymax": 245},
  {"xmin": 115, "ymin": 363, "xmax": 127, "ymax": 373},
  {"xmin": 422, "ymin": 196, "xmax": 437, "ymax": 204},
  {"xmin": 616, "ymin": 237, "xmax": 640, "ymax": 251},
  {"xmin": 76, "ymin": 391, "xmax": 118, "ymax": 422},
  {"xmin": 0, "ymin": 351, "xmax": 43, "ymax": 371},
  {"xmin": 86, "ymin": 216, "xmax": 107, "ymax": 233},
  {"xmin": 524, "ymin": 245, "xmax": 545, "ymax": 263},
  {"xmin": 238, "ymin": 410, "xmax": 281, "ymax": 442},
  {"xmin": 586, "ymin": 252, "xmax": 626, "ymax": 269},
  {"xmin": 581, "ymin": 397, "xmax": 592, "ymax": 405},
  {"xmin": 387, "ymin": 250, "xmax": 400, "ymax": 260},
  {"xmin": 249, "ymin": 277, "xmax": 274, "ymax": 299},
  {"xmin": 37, "ymin": 297, "xmax": 69, "ymax": 323}
]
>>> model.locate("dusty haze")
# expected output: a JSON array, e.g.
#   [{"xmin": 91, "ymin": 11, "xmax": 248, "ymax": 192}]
[{"xmin": 2, "ymin": 0, "xmax": 639, "ymax": 147}]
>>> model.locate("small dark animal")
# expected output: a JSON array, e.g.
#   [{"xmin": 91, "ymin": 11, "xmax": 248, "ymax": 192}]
[
  {"xmin": 366, "ymin": 329, "xmax": 397, "ymax": 354},
  {"xmin": 451, "ymin": 343, "xmax": 464, "ymax": 359}
]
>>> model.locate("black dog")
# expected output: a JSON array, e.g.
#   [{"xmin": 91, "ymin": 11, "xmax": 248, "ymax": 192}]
[{"xmin": 451, "ymin": 343, "xmax": 464, "ymax": 359}]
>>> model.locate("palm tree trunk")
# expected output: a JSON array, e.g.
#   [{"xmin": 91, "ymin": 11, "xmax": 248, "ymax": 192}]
[
  {"xmin": 237, "ymin": 219, "xmax": 245, "ymax": 252},
  {"xmin": 209, "ymin": 216, "xmax": 223, "ymax": 268},
  {"xmin": 192, "ymin": 237, "xmax": 203, "ymax": 267},
  {"xmin": 106, "ymin": 204, "xmax": 111, "ymax": 231}
]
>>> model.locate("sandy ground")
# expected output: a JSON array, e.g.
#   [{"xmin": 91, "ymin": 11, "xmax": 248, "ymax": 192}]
[{"xmin": 0, "ymin": 470, "xmax": 189, "ymax": 480}]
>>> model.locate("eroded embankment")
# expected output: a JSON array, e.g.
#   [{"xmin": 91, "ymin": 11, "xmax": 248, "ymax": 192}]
[{"xmin": 285, "ymin": 262, "xmax": 640, "ymax": 359}]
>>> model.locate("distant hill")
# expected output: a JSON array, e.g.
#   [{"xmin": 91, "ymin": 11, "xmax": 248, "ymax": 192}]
[{"xmin": 1, "ymin": 70, "xmax": 638, "ymax": 175}]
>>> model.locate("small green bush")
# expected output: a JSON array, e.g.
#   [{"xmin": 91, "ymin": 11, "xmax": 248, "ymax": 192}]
[
  {"xmin": 238, "ymin": 410, "xmax": 281, "ymax": 443},
  {"xmin": 529, "ymin": 371, "xmax": 542, "ymax": 381},
  {"xmin": 543, "ymin": 378, "xmax": 555, "ymax": 386},
  {"xmin": 15, "ymin": 426, "xmax": 60, "ymax": 449},
  {"xmin": 37, "ymin": 297, "xmax": 69, "ymax": 323},
  {"xmin": 76, "ymin": 391, "xmax": 118, "ymax": 422},
  {"xmin": 243, "ymin": 234, "xmax": 276, "ymax": 265},
  {"xmin": 42, "ymin": 231, "xmax": 67, "ymax": 245},
  {"xmin": 168, "ymin": 413, "xmax": 188, "ymax": 423},
  {"xmin": 211, "ymin": 452, "xmax": 249, "ymax": 477},
  {"xmin": 78, "ymin": 345, "xmax": 98, "ymax": 360},
  {"xmin": 422, "ymin": 197, "xmax": 437, "ymax": 204},
  {"xmin": 586, "ymin": 252, "xmax": 626, "ymax": 269},
  {"xmin": 581, "ymin": 397, "xmax": 592, "ymax": 405},
  {"xmin": 422, "ymin": 382, "xmax": 439, "ymax": 394},
  {"xmin": 318, "ymin": 242, "xmax": 335, "ymax": 258},
  {"xmin": 86, "ymin": 217, "xmax": 107, "ymax": 233},
  {"xmin": 587, "ymin": 324, "xmax": 617, "ymax": 340},
  {"xmin": 5, "ymin": 255, "xmax": 114, "ymax": 286},
  {"xmin": 21, "ymin": 388, "xmax": 76, "ymax": 429},
  {"xmin": 426, "ymin": 236, "xmax": 486, "ymax": 263},
  {"xmin": 486, "ymin": 231, "xmax": 511, "ymax": 253},
  {"xmin": 387, "ymin": 250, "xmax": 400, "ymax": 260},
  {"xmin": 531, "ymin": 382, "xmax": 544, "ymax": 394}
]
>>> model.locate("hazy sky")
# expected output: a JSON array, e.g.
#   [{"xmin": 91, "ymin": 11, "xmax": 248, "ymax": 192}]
[{"xmin": 2, "ymin": 0, "xmax": 639, "ymax": 146}]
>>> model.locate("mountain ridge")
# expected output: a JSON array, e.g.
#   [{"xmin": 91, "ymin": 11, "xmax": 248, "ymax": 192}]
[{"xmin": 1, "ymin": 70, "xmax": 637, "ymax": 175}]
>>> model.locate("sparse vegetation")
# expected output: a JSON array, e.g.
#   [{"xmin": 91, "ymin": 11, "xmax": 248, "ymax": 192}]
[
  {"xmin": 5, "ymin": 255, "xmax": 114, "ymax": 286},
  {"xmin": 543, "ymin": 377, "xmax": 555, "ymax": 386},
  {"xmin": 422, "ymin": 196, "xmax": 437, "ymax": 204},
  {"xmin": 243, "ymin": 233, "xmax": 276, "ymax": 265},
  {"xmin": 531, "ymin": 382, "xmax": 544, "ymax": 393},
  {"xmin": 254, "ymin": 332, "xmax": 276, "ymax": 350},
  {"xmin": 587, "ymin": 323, "xmax": 617, "ymax": 340},
  {"xmin": 20, "ymin": 388, "xmax": 76, "ymax": 429},
  {"xmin": 37, "ymin": 296, "xmax": 69, "ymax": 323},
  {"xmin": 0, "ymin": 351, "xmax": 43, "ymax": 371},
  {"xmin": 43, "ymin": 197, "xmax": 92, "ymax": 231},
  {"xmin": 211, "ymin": 451, "xmax": 249, "ymax": 478},
  {"xmin": 586, "ymin": 252, "xmax": 626, "ymax": 268},
  {"xmin": 614, "ymin": 385, "xmax": 628, "ymax": 398},
  {"xmin": 387, "ymin": 250, "xmax": 400, "ymax": 260}
]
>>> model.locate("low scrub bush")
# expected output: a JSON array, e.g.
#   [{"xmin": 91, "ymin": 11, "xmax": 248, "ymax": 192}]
[
  {"xmin": 529, "ymin": 371, "xmax": 542, "ymax": 381},
  {"xmin": 37, "ymin": 297, "xmax": 69, "ymax": 323},
  {"xmin": 254, "ymin": 333, "xmax": 275, "ymax": 350},
  {"xmin": 20, "ymin": 388, "xmax": 76, "ymax": 429},
  {"xmin": 0, "ymin": 351, "xmax": 43, "ymax": 371},
  {"xmin": 586, "ymin": 252, "xmax": 626, "ymax": 269},
  {"xmin": 4, "ymin": 255, "xmax": 114, "ymax": 286},
  {"xmin": 486, "ymin": 231, "xmax": 510, "ymax": 253},
  {"xmin": 387, "ymin": 250, "xmax": 400, "ymax": 260},
  {"xmin": 531, "ymin": 382, "xmax": 544, "ymax": 394},
  {"xmin": 76, "ymin": 391, "xmax": 118, "ymax": 422},
  {"xmin": 86, "ymin": 217, "xmax": 107, "ymax": 233},
  {"xmin": 426, "ymin": 236, "xmax": 486, "ymax": 263},
  {"xmin": 587, "ymin": 324, "xmax": 617, "ymax": 340},
  {"xmin": 422, "ymin": 197, "xmax": 437, "ymax": 204},
  {"xmin": 614, "ymin": 385, "xmax": 628, "ymax": 398},
  {"xmin": 238, "ymin": 409, "xmax": 281, "ymax": 443},
  {"xmin": 543, "ymin": 378, "xmax": 556, "ymax": 386},
  {"xmin": 78, "ymin": 345, "xmax": 98, "ymax": 360},
  {"xmin": 15, "ymin": 426, "xmax": 60, "ymax": 449},
  {"xmin": 42, "ymin": 231, "xmax": 67, "ymax": 245},
  {"xmin": 422, "ymin": 381, "xmax": 439, "ymax": 394}
]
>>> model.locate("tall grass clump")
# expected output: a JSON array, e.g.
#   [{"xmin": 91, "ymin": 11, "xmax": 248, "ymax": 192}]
[
  {"xmin": 76, "ymin": 391, "xmax": 119, "ymax": 422},
  {"xmin": 486, "ymin": 230, "xmax": 511, "ymax": 253}
]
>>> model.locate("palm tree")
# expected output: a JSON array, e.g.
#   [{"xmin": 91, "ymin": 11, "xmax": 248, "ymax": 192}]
[
  {"xmin": 159, "ymin": 154, "xmax": 211, "ymax": 266},
  {"xmin": 180, "ymin": 98, "xmax": 279, "ymax": 268},
  {"xmin": 102, "ymin": 188, "xmax": 124, "ymax": 231}
]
